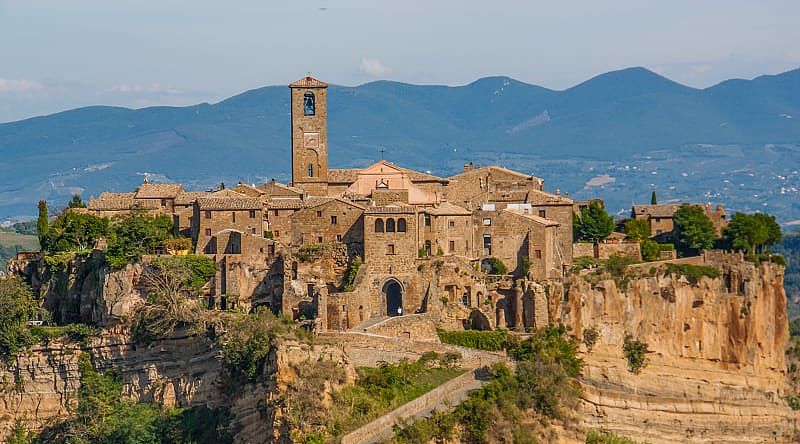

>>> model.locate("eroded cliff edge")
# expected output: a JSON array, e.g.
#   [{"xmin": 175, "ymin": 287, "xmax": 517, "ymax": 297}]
[{"xmin": 559, "ymin": 253, "xmax": 797, "ymax": 443}]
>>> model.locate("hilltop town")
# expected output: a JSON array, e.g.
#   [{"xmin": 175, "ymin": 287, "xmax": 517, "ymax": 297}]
[{"xmin": 1, "ymin": 76, "xmax": 796, "ymax": 444}]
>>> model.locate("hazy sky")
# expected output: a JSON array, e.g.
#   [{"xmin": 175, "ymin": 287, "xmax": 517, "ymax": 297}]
[{"xmin": 1, "ymin": 0, "xmax": 799, "ymax": 122}]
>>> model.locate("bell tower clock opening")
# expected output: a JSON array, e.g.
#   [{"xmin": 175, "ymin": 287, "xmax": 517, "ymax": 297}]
[{"xmin": 289, "ymin": 76, "xmax": 328, "ymax": 196}]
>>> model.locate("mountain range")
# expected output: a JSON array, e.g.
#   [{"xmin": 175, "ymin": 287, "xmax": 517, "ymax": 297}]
[{"xmin": 1, "ymin": 67, "xmax": 799, "ymax": 220}]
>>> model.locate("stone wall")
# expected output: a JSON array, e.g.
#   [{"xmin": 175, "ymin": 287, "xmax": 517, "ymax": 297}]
[
  {"xmin": 573, "ymin": 241, "xmax": 642, "ymax": 260},
  {"xmin": 289, "ymin": 199, "xmax": 364, "ymax": 247},
  {"xmin": 362, "ymin": 314, "xmax": 440, "ymax": 341}
]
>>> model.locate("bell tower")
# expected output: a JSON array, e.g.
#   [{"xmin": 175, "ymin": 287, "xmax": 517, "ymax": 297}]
[{"xmin": 289, "ymin": 76, "xmax": 328, "ymax": 196}]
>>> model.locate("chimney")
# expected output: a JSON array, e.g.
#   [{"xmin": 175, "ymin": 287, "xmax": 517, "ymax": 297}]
[
  {"xmin": 555, "ymin": 189, "xmax": 560, "ymax": 196},
  {"xmin": 463, "ymin": 162, "xmax": 474, "ymax": 173}
]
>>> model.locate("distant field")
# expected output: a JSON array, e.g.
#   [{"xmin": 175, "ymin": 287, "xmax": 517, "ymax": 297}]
[{"xmin": 0, "ymin": 231, "xmax": 39, "ymax": 271}]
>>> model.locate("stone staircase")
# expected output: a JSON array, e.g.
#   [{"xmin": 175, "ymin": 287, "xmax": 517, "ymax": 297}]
[
  {"xmin": 350, "ymin": 315, "xmax": 391, "ymax": 332},
  {"xmin": 340, "ymin": 367, "xmax": 490, "ymax": 444}
]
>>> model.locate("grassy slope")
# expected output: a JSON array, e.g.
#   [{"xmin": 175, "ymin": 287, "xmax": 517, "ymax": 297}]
[{"xmin": 0, "ymin": 231, "xmax": 39, "ymax": 270}]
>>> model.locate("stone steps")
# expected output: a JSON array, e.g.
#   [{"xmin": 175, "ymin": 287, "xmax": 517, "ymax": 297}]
[{"xmin": 350, "ymin": 315, "xmax": 391, "ymax": 332}]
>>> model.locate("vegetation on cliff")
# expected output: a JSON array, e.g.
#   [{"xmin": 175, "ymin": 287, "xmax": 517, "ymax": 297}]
[
  {"xmin": 0, "ymin": 276, "xmax": 39, "ymax": 357},
  {"xmin": 286, "ymin": 353, "xmax": 463, "ymax": 443},
  {"xmin": 394, "ymin": 326, "xmax": 582, "ymax": 443},
  {"xmin": 673, "ymin": 204, "xmax": 715, "ymax": 256},
  {"xmin": 32, "ymin": 353, "xmax": 234, "ymax": 444}
]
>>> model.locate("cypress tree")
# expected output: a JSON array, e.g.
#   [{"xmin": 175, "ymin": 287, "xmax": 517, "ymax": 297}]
[
  {"xmin": 36, "ymin": 200, "xmax": 48, "ymax": 248},
  {"xmin": 650, "ymin": 191, "xmax": 657, "ymax": 205}
]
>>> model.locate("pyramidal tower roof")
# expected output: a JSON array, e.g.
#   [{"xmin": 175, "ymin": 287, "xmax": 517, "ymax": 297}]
[{"xmin": 289, "ymin": 76, "xmax": 328, "ymax": 88}]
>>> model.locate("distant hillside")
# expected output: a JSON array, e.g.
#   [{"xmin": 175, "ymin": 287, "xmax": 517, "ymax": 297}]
[{"xmin": 1, "ymin": 67, "xmax": 799, "ymax": 218}]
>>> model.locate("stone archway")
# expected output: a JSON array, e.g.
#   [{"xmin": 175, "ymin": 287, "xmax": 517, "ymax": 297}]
[{"xmin": 383, "ymin": 278, "xmax": 404, "ymax": 316}]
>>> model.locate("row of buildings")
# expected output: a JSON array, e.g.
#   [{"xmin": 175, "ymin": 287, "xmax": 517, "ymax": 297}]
[{"xmin": 82, "ymin": 76, "xmax": 723, "ymax": 332}]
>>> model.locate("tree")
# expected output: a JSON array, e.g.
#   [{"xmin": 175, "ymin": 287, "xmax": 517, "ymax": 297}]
[
  {"xmin": 725, "ymin": 212, "xmax": 782, "ymax": 254},
  {"xmin": 37, "ymin": 200, "xmax": 48, "ymax": 248},
  {"xmin": 623, "ymin": 218, "xmax": 651, "ymax": 241},
  {"xmin": 43, "ymin": 212, "xmax": 110, "ymax": 253},
  {"xmin": 574, "ymin": 202, "xmax": 615, "ymax": 243},
  {"xmin": 640, "ymin": 239, "xmax": 660, "ymax": 262},
  {"xmin": 67, "ymin": 194, "xmax": 87, "ymax": 209},
  {"xmin": 105, "ymin": 213, "xmax": 173, "ymax": 268},
  {"xmin": 650, "ymin": 191, "xmax": 657, "ymax": 205},
  {"xmin": 135, "ymin": 256, "xmax": 203, "ymax": 341},
  {"xmin": 672, "ymin": 204, "xmax": 715, "ymax": 256},
  {"xmin": 0, "ymin": 277, "xmax": 38, "ymax": 357}
]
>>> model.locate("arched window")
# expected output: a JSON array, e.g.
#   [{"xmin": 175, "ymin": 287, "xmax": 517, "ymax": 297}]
[
  {"xmin": 375, "ymin": 218, "xmax": 384, "ymax": 233},
  {"xmin": 307, "ymin": 163, "xmax": 313, "ymax": 177},
  {"xmin": 386, "ymin": 218, "xmax": 396, "ymax": 232},
  {"xmin": 397, "ymin": 218, "xmax": 407, "ymax": 232},
  {"xmin": 303, "ymin": 91, "xmax": 315, "ymax": 116}
]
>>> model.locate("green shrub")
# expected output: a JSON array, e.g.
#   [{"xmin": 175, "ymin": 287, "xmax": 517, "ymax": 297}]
[
  {"xmin": 6, "ymin": 421, "xmax": 33, "ymax": 444},
  {"xmin": 658, "ymin": 243, "xmax": 675, "ymax": 251},
  {"xmin": 786, "ymin": 395, "xmax": 800, "ymax": 411},
  {"xmin": 343, "ymin": 256, "xmax": 362, "ymax": 292},
  {"xmin": 437, "ymin": 329, "xmax": 509, "ymax": 351},
  {"xmin": 604, "ymin": 254, "xmax": 639, "ymax": 276},
  {"xmin": 640, "ymin": 239, "xmax": 660, "ymax": 262},
  {"xmin": 484, "ymin": 257, "xmax": 507, "ymax": 275},
  {"xmin": 622, "ymin": 335, "xmax": 648, "ymax": 374},
  {"xmin": 664, "ymin": 263, "xmax": 721, "ymax": 281},
  {"xmin": 582, "ymin": 327, "xmax": 600, "ymax": 352},
  {"xmin": 586, "ymin": 429, "xmax": 640, "ymax": 444},
  {"xmin": 746, "ymin": 253, "xmax": 786, "ymax": 267},
  {"xmin": 105, "ymin": 212, "xmax": 173, "ymax": 268}
]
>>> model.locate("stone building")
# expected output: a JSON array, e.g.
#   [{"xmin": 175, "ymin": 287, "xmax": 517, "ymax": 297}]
[
  {"xmin": 191, "ymin": 189, "xmax": 264, "ymax": 254},
  {"xmin": 290, "ymin": 198, "xmax": 365, "ymax": 249},
  {"xmin": 632, "ymin": 202, "xmax": 728, "ymax": 240}
]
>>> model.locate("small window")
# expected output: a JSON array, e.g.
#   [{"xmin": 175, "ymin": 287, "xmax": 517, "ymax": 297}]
[
  {"xmin": 273, "ymin": 209, "xmax": 279, "ymax": 216},
  {"xmin": 249, "ymin": 210, "xmax": 256, "ymax": 218},
  {"xmin": 449, "ymin": 220, "xmax": 455, "ymax": 228},
  {"xmin": 317, "ymin": 210, "xmax": 322, "ymax": 217},
  {"xmin": 535, "ymin": 249, "xmax": 542, "ymax": 259},
  {"xmin": 251, "ymin": 227, "xmax": 257, "ymax": 234},
  {"xmin": 538, "ymin": 210, "xmax": 546, "ymax": 218},
  {"xmin": 449, "ymin": 240, "xmax": 455, "ymax": 253},
  {"xmin": 268, "ymin": 244, "xmax": 275, "ymax": 256},
  {"xmin": 375, "ymin": 218, "xmax": 384, "ymax": 232},
  {"xmin": 205, "ymin": 210, "xmax": 212, "ymax": 219},
  {"xmin": 424, "ymin": 240, "xmax": 432, "ymax": 256},
  {"xmin": 483, "ymin": 218, "xmax": 492, "ymax": 226},
  {"xmin": 160, "ymin": 199, "xmax": 167, "ymax": 207},
  {"xmin": 387, "ymin": 244, "xmax": 395, "ymax": 255},
  {"xmin": 331, "ymin": 215, "xmax": 337, "ymax": 225},
  {"xmin": 317, "ymin": 236, "xmax": 323, "ymax": 243},
  {"xmin": 386, "ymin": 218, "xmax": 396, "ymax": 232},
  {"xmin": 424, "ymin": 213, "xmax": 431, "ymax": 227},
  {"xmin": 205, "ymin": 228, "xmax": 212, "ymax": 236},
  {"xmin": 336, "ymin": 234, "xmax": 342, "ymax": 242},
  {"xmin": 274, "ymin": 230, "xmax": 280, "ymax": 237},
  {"xmin": 232, "ymin": 212, "xmax": 236, "ymax": 223},
  {"xmin": 397, "ymin": 218, "xmax": 407, "ymax": 232},
  {"xmin": 308, "ymin": 164, "xmax": 314, "ymax": 177}
]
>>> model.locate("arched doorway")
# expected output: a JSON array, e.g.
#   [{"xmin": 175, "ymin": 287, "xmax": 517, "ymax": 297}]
[{"xmin": 383, "ymin": 279, "xmax": 404, "ymax": 316}]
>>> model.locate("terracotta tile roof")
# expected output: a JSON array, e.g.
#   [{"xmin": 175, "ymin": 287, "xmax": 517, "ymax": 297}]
[
  {"xmin": 503, "ymin": 208, "xmax": 559, "ymax": 227},
  {"xmin": 174, "ymin": 191, "xmax": 208, "ymax": 205},
  {"xmin": 289, "ymin": 76, "xmax": 328, "ymax": 88},
  {"xmin": 302, "ymin": 197, "xmax": 365, "ymax": 211},
  {"xmin": 449, "ymin": 165, "xmax": 540, "ymax": 181},
  {"xmin": 632, "ymin": 204, "xmax": 680, "ymax": 218},
  {"xmin": 134, "ymin": 183, "xmax": 185, "ymax": 199},
  {"xmin": 525, "ymin": 189, "xmax": 573, "ymax": 205},
  {"xmin": 329, "ymin": 163, "xmax": 446, "ymax": 184},
  {"xmin": 328, "ymin": 168, "xmax": 360, "ymax": 184},
  {"xmin": 365, "ymin": 203, "xmax": 415, "ymax": 214},
  {"xmin": 234, "ymin": 183, "xmax": 267, "ymax": 197},
  {"xmin": 259, "ymin": 181, "xmax": 304, "ymax": 196},
  {"xmin": 89, "ymin": 192, "xmax": 135, "ymax": 211},
  {"xmin": 196, "ymin": 193, "xmax": 262, "ymax": 210},
  {"xmin": 424, "ymin": 202, "xmax": 472, "ymax": 216},
  {"xmin": 267, "ymin": 199, "xmax": 303, "ymax": 210}
]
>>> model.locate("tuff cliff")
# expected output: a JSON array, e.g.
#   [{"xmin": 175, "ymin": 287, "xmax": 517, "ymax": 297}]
[
  {"xmin": 0, "ymin": 331, "xmax": 351, "ymax": 443},
  {"xmin": 559, "ymin": 254, "xmax": 797, "ymax": 443}
]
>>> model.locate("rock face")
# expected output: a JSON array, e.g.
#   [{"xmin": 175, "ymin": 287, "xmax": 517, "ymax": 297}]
[
  {"xmin": 560, "ymin": 256, "xmax": 798, "ymax": 443},
  {"xmin": 0, "ymin": 332, "xmax": 351, "ymax": 443}
]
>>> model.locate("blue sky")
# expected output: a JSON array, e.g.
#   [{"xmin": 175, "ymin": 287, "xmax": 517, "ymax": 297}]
[{"xmin": 1, "ymin": 0, "xmax": 799, "ymax": 123}]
